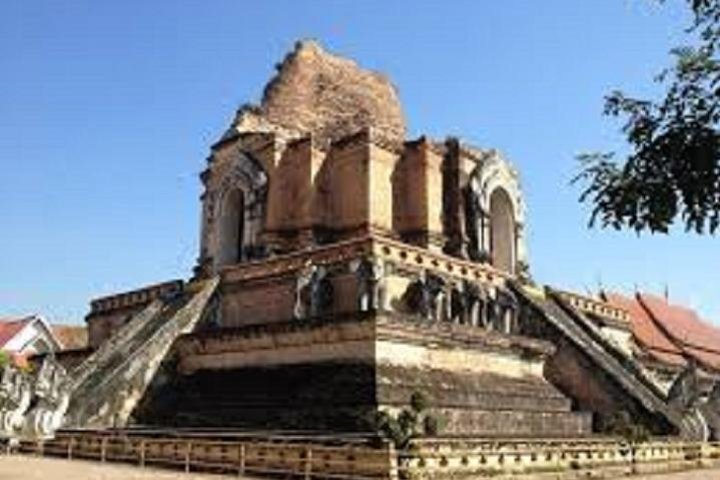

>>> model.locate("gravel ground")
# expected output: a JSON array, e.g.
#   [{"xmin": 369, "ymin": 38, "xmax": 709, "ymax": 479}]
[{"xmin": 0, "ymin": 456, "xmax": 719, "ymax": 479}]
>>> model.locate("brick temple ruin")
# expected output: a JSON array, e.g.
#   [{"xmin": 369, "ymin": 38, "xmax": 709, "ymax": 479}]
[{"xmin": 3, "ymin": 39, "xmax": 720, "ymax": 478}]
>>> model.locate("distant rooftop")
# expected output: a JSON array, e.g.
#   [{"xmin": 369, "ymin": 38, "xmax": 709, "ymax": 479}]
[
  {"xmin": 605, "ymin": 292, "xmax": 687, "ymax": 368},
  {"xmin": 605, "ymin": 291, "xmax": 720, "ymax": 372},
  {"xmin": 0, "ymin": 316, "xmax": 33, "ymax": 349},
  {"xmin": 639, "ymin": 293, "xmax": 720, "ymax": 371}
]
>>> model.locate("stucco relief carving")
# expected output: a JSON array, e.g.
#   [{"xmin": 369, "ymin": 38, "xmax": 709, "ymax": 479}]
[
  {"xmin": 403, "ymin": 270, "xmax": 447, "ymax": 322},
  {"xmin": 351, "ymin": 257, "xmax": 386, "ymax": 312},
  {"xmin": 0, "ymin": 364, "xmax": 32, "ymax": 438},
  {"xmin": 22, "ymin": 357, "xmax": 70, "ymax": 440},
  {"xmin": 401, "ymin": 269, "xmax": 520, "ymax": 335},
  {"xmin": 450, "ymin": 280, "xmax": 487, "ymax": 326},
  {"xmin": 294, "ymin": 261, "xmax": 334, "ymax": 319}
]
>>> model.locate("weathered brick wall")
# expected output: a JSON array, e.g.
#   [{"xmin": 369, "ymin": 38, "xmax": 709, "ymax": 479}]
[{"xmin": 259, "ymin": 40, "xmax": 406, "ymax": 149}]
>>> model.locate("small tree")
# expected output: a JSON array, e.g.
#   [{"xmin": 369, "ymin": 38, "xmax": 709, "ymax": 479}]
[
  {"xmin": 375, "ymin": 392, "xmax": 445, "ymax": 450},
  {"xmin": 605, "ymin": 411, "xmax": 651, "ymax": 444},
  {"xmin": 0, "ymin": 350, "xmax": 10, "ymax": 369}
]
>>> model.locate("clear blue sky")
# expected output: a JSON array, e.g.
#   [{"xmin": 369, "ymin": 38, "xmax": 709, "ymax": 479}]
[{"xmin": 2, "ymin": 1, "xmax": 717, "ymax": 325}]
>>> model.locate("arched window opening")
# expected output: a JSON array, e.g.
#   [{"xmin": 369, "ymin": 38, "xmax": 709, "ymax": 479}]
[
  {"xmin": 489, "ymin": 188, "xmax": 515, "ymax": 274},
  {"xmin": 217, "ymin": 188, "xmax": 245, "ymax": 267}
]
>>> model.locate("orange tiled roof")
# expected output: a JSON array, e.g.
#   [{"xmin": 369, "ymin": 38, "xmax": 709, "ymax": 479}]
[
  {"xmin": 605, "ymin": 293, "xmax": 687, "ymax": 368},
  {"xmin": 51, "ymin": 324, "xmax": 88, "ymax": 351},
  {"xmin": 638, "ymin": 293, "xmax": 720, "ymax": 371}
]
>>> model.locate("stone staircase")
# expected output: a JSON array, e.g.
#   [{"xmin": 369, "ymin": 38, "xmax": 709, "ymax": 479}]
[
  {"xmin": 513, "ymin": 283, "xmax": 704, "ymax": 439},
  {"xmin": 69, "ymin": 299, "xmax": 166, "ymax": 392},
  {"xmin": 63, "ymin": 277, "xmax": 219, "ymax": 429}
]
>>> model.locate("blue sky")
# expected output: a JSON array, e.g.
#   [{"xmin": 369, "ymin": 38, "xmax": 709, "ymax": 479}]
[{"xmin": 2, "ymin": 1, "xmax": 718, "ymax": 325}]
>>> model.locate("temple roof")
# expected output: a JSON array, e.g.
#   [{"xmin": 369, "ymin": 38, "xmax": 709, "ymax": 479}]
[
  {"xmin": 604, "ymin": 293, "xmax": 687, "ymax": 368},
  {"xmin": 638, "ymin": 293, "xmax": 720, "ymax": 371},
  {"xmin": 51, "ymin": 324, "xmax": 88, "ymax": 351},
  {"xmin": 605, "ymin": 291, "xmax": 720, "ymax": 371}
]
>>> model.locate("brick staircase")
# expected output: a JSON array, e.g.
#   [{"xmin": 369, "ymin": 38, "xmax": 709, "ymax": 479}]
[{"xmin": 63, "ymin": 278, "xmax": 219, "ymax": 429}]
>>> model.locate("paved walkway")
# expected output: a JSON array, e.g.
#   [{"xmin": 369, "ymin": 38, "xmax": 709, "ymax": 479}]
[
  {"xmin": 0, "ymin": 456, "xmax": 239, "ymax": 480},
  {"xmin": 634, "ymin": 469, "xmax": 720, "ymax": 479},
  {"xmin": 0, "ymin": 455, "xmax": 719, "ymax": 479}
]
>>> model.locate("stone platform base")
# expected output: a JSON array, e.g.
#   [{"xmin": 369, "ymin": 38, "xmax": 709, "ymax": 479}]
[{"xmin": 136, "ymin": 313, "xmax": 592, "ymax": 438}]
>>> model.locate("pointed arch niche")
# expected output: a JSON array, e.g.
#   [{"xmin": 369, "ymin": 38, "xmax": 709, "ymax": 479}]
[
  {"xmin": 217, "ymin": 188, "xmax": 246, "ymax": 267},
  {"xmin": 200, "ymin": 149, "xmax": 268, "ymax": 273},
  {"xmin": 488, "ymin": 187, "xmax": 516, "ymax": 274},
  {"xmin": 466, "ymin": 150, "xmax": 527, "ymax": 276}
]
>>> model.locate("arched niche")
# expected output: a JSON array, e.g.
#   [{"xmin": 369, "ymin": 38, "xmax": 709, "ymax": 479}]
[
  {"xmin": 201, "ymin": 150, "xmax": 268, "ymax": 273},
  {"xmin": 489, "ymin": 187, "xmax": 515, "ymax": 274},
  {"xmin": 217, "ymin": 188, "xmax": 246, "ymax": 267},
  {"xmin": 465, "ymin": 150, "xmax": 527, "ymax": 275}
]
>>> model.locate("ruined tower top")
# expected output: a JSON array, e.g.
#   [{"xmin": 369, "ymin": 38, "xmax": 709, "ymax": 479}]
[
  {"xmin": 228, "ymin": 40, "xmax": 406, "ymax": 148},
  {"xmin": 202, "ymin": 40, "xmax": 528, "ymax": 280}
]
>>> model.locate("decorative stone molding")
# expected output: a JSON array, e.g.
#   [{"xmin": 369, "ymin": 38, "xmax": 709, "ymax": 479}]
[
  {"xmin": 220, "ymin": 234, "xmax": 510, "ymax": 288},
  {"xmin": 467, "ymin": 148, "xmax": 528, "ymax": 274},
  {"xmin": 174, "ymin": 311, "xmax": 556, "ymax": 374},
  {"xmin": 21, "ymin": 356, "xmax": 70, "ymax": 440},
  {"xmin": 555, "ymin": 289, "xmax": 631, "ymax": 325},
  {"xmin": 0, "ymin": 364, "xmax": 32, "ymax": 438},
  {"xmin": 88, "ymin": 280, "xmax": 184, "ymax": 316},
  {"xmin": 402, "ymin": 438, "xmax": 718, "ymax": 479}
]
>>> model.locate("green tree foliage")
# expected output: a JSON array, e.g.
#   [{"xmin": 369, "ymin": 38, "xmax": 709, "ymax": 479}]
[
  {"xmin": 604, "ymin": 411, "xmax": 651, "ymax": 444},
  {"xmin": 375, "ymin": 392, "xmax": 445, "ymax": 450},
  {"xmin": 576, "ymin": 0, "xmax": 720, "ymax": 233},
  {"xmin": 0, "ymin": 350, "xmax": 9, "ymax": 368}
]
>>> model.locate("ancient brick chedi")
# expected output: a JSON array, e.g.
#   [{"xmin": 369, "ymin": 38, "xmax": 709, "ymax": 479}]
[
  {"xmin": 5, "ymin": 40, "xmax": 719, "ymax": 443},
  {"xmin": 149, "ymin": 40, "xmax": 563, "ymax": 436}
]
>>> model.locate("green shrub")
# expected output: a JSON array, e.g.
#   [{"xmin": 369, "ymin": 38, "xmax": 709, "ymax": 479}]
[
  {"xmin": 604, "ymin": 411, "xmax": 650, "ymax": 444},
  {"xmin": 0, "ymin": 350, "xmax": 10, "ymax": 368},
  {"xmin": 375, "ymin": 391, "xmax": 446, "ymax": 450}
]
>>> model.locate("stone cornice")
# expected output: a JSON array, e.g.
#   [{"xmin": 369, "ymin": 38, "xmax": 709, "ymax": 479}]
[
  {"xmin": 174, "ymin": 311, "xmax": 554, "ymax": 369},
  {"xmin": 375, "ymin": 315, "xmax": 554, "ymax": 357},
  {"xmin": 329, "ymin": 127, "xmax": 404, "ymax": 155}
]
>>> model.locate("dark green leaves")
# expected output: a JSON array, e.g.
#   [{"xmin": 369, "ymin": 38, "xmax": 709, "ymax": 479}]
[{"xmin": 577, "ymin": 0, "xmax": 720, "ymax": 233}]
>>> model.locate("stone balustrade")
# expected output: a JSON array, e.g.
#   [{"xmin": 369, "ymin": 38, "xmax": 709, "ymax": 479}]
[
  {"xmin": 221, "ymin": 234, "xmax": 509, "ymax": 287},
  {"xmin": 89, "ymin": 280, "xmax": 184, "ymax": 315},
  {"xmin": 371, "ymin": 235, "xmax": 509, "ymax": 286},
  {"xmin": 555, "ymin": 289, "xmax": 630, "ymax": 325},
  {"xmin": 402, "ymin": 438, "xmax": 720, "ymax": 478}
]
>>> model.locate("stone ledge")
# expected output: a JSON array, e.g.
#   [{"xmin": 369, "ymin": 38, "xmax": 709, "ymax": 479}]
[
  {"xmin": 88, "ymin": 280, "xmax": 184, "ymax": 316},
  {"xmin": 174, "ymin": 311, "xmax": 555, "ymax": 371}
]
